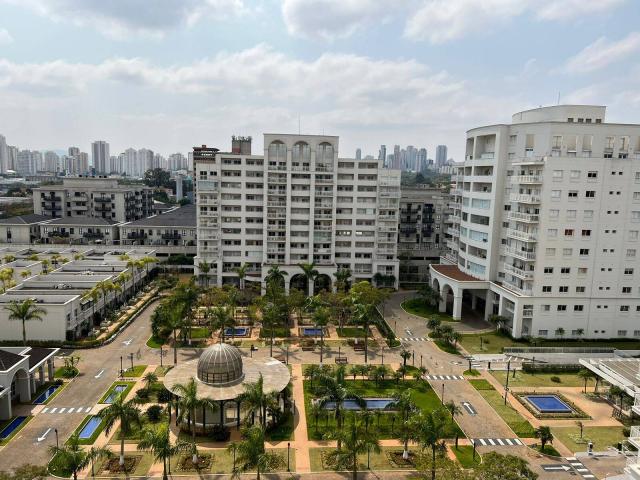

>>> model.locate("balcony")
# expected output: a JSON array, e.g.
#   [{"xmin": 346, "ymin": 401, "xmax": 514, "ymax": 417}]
[
  {"xmin": 267, "ymin": 201, "xmax": 286, "ymax": 207},
  {"xmin": 378, "ymin": 226, "xmax": 397, "ymax": 233},
  {"xmin": 501, "ymin": 246, "xmax": 536, "ymax": 261},
  {"xmin": 314, "ymin": 213, "xmax": 332, "ymax": 219},
  {"xmin": 379, "ymin": 191, "xmax": 401, "ymax": 198},
  {"xmin": 507, "ymin": 228, "xmax": 537, "ymax": 242},
  {"xmin": 629, "ymin": 425, "xmax": 640, "ymax": 449},
  {"xmin": 43, "ymin": 196, "xmax": 62, "ymax": 202},
  {"xmin": 42, "ymin": 205, "xmax": 61, "ymax": 211},
  {"xmin": 509, "ymin": 193, "xmax": 541, "ymax": 204},
  {"xmin": 448, "ymin": 202, "xmax": 461, "ymax": 210},
  {"xmin": 94, "ymin": 197, "xmax": 112, "ymax": 203},
  {"xmin": 314, "ymin": 225, "xmax": 332, "ymax": 231},
  {"xmin": 633, "ymin": 396, "xmax": 640, "ymax": 417},
  {"xmin": 400, "ymin": 226, "xmax": 417, "ymax": 234},
  {"xmin": 447, "ymin": 227, "xmax": 460, "ymax": 237},
  {"xmin": 508, "ymin": 211, "xmax": 539, "ymax": 223},
  {"xmin": 197, "ymin": 180, "xmax": 218, "ymax": 192},
  {"xmin": 376, "ymin": 248, "xmax": 396, "ymax": 255},
  {"xmin": 449, "ymin": 214, "xmax": 461, "ymax": 224},
  {"xmin": 512, "ymin": 175, "xmax": 542, "ymax": 184},
  {"xmin": 443, "ymin": 252, "xmax": 458, "ymax": 264},
  {"xmin": 267, "ymin": 164, "xmax": 287, "ymax": 171},
  {"xmin": 127, "ymin": 232, "xmax": 148, "ymax": 239},
  {"xmin": 512, "ymin": 155, "xmax": 545, "ymax": 166},
  {"xmin": 267, "ymin": 212, "xmax": 286, "ymax": 219},
  {"xmin": 48, "ymin": 231, "xmax": 69, "ymax": 238},
  {"xmin": 95, "ymin": 205, "xmax": 112, "ymax": 212},
  {"xmin": 503, "ymin": 282, "xmax": 533, "ymax": 296},
  {"xmin": 83, "ymin": 231, "xmax": 104, "ymax": 239},
  {"xmin": 161, "ymin": 232, "xmax": 182, "ymax": 240},
  {"xmin": 315, "ymin": 191, "xmax": 333, "ymax": 197},
  {"xmin": 502, "ymin": 263, "xmax": 534, "ymax": 280}
]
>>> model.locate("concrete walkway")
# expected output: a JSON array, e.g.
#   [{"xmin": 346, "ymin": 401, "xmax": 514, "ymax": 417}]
[{"xmin": 291, "ymin": 363, "xmax": 311, "ymax": 473}]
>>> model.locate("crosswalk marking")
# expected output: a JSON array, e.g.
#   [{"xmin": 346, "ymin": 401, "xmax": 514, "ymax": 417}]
[
  {"xmin": 59, "ymin": 408, "xmax": 66, "ymax": 413},
  {"xmin": 68, "ymin": 408, "xmax": 74, "ymax": 413},
  {"xmin": 85, "ymin": 407, "xmax": 92, "ymax": 413},
  {"xmin": 42, "ymin": 407, "xmax": 49, "ymax": 413},
  {"xmin": 400, "ymin": 337, "xmax": 431, "ymax": 342},
  {"xmin": 41, "ymin": 406, "xmax": 93, "ymax": 414},
  {"xmin": 50, "ymin": 408, "xmax": 57, "ymax": 413},
  {"xmin": 564, "ymin": 457, "xmax": 595, "ymax": 478},
  {"xmin": 424, "ymin": 374, "xmax": 464, "ymax": 380},
  {"xmin": 473, "ymin": 438, "xmax": 523, "ymax": 447}
]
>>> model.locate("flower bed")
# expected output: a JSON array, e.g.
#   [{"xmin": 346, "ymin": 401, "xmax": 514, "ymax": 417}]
[{"xmin": 514, "ymin": 392, "xmax": 590, "ymax": 419}]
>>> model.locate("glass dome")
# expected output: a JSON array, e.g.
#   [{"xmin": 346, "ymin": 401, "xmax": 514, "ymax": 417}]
[{"xmin": 196, "ymin": 343, "xmax": 244, "ymax": 385}]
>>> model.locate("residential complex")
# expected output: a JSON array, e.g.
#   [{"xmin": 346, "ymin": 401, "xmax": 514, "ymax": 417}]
[
  {"xmin": 398, "ymin": 186, "xmax": 450, "ymax": 283},
  {"xmin": 119, "ymin": 204, "xmax": 196, "ymax": 246},
  {"xmin": 33, "ymin": 177, "xmax": 153, "ymax": 222},
  {"xmin": 434, "ymin": 105, "xmax": 640, "ymax": 339},
  {"xmin": 194, "ymin": 134, "xmax": 401, "ymax": 292}
]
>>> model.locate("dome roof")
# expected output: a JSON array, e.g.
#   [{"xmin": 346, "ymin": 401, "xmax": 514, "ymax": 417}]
[{"xmin": 197, "ymin": 343, "xmax": 244, "ymax": 386}]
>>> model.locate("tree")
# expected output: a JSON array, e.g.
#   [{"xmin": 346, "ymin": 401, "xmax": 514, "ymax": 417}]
[
  {"xmin": 288, "ymin": 288, "xmax": 306, "ymax": 324},
  {"xmin": 418, "ymin": 285, "xmax": 442, "ymax": 308},
  {"xmin": 165, "ymin": 305, "xmax": 184, "ymax": 364},
  {"xmin": 349, "ymin": 364, "xmax": 368, "ymax": 382},
  {"xmin": 488, "ymin": 314, "xmax": 507, "ymax": 331},
  {"xmin": 144, "ymin": 168, "xmax": 171, "ymax": 188},
  {"xmin": 5, "ymin": 298, "xmax": 46, "ymax": 346},
  {"xmin": 400, "ymin": 349, "xmax": 411, "ymax": 370},
  {"xmin": 232, "ymin": 426, "xmax": 284, "ymax": 480},
  {"xmin": 578, "ymin": 369, "xmax": 594, "ymax": 394},
  {"xmin": 98, "ymin": 396, "xmax": 142, "ymax": 465},
  {"xmin": 445, "ymin": 400, "xmax": 462, "ymax": 420},
  {"xmin": 325, "ymin": 415, "xmax": 380, "ymax": 480},
  {"xmin": 19, "ymin": 270, "xmax": 31, "ymax": 280},
  {"xmin": 304, "ymin": 364, "xmax": 321, "ymax": 389},
  {"xmin": 313, "ymin": 306, "xmax": 330, "ymax": 363},
  {"xmin": 333, "ymin": 268, "xmax": 352, "ymax": 293},
  {"xmin": 48, "ymin": 434, "xmax": 112, "ymax": 480},
  {"xmin": 427, "ymin": 318, "xmax": 442, "ymax": 331},
  {"xmin": 298, "ymin": 262, "xmax": 319, "ymax": 295},
  {"xmin": 609, "ymin": 385, "xmax": 626, "ymax": 411},
  {"xmin": 238, "ymin": 374, "xmax": 278, "ymax": 428},
  {"xmin": 198, "ymin": 262, "xmax": 210, "ymax": 287},
  {"xmin": 575, "ymin": 420, "xmax": 584, "ymax": 439},
  {"xmin": 137, "ymin": 423, "xmax": 189, "ymax": 480},
  {"xmin": 143, "ymin": 371, "xmax": 158, "ymax": 393},
  {"xmin": 264, "ymin": 265, "xmax": 287, "ymax": 289},
  {"xmin": 534, "ymin": 426, "xmax": 553, "ymax": 451},
  {"xmin": 390, "ymin": 390, "xmax": 417, "ymax": 459},
  {"xmin": 410, "ymin": 408, "xmax": 450, "ymax": 480},
  {"xmin": 555, "ymin": 327, "xmax": 565, "ymax": 339},
  {"xmin": 476, "ymin": 452, "xmax": 538, "ymax": 480},
  {"xmin": 234, "ymin": 263, "xmax": 248, "ymax": 291},
  {"xmin": 211, "ymin": 306, "xmax": 234, "ymax": 343},
  {"xmin": 575, "ymin": 328, "xmax": 585, "ymax": 342},
  {"xmin": 371, "ymin": 365, "xmax": 387, "ymax": 385}
]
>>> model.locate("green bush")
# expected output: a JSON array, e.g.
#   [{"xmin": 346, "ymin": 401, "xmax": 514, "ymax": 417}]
[
  {"xmin": 146, "ymin": 405, "xmax": 163, "ymax": 423},
  {"xmin": 550, "ymin": 376, "xmax": 561, "ymax": 383}
]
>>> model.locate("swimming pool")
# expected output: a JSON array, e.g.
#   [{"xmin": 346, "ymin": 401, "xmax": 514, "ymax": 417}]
[
  {"xmin": 104, "ymin": 385, "xmax": 128, "ymax": 404},
  {"xmin": 525, "ymin": 395, "xmax": 573, "ymax": 413},
  {"xmin": 301, "ymin": 327, "xmax": 324, "ymax": 336},
  {"xmin": 78, "ymin": 416, "xmax": 102, "ymax": 440},
  {"xmin": 323, "ymin": 398, "xmax": 395, "ymax": 410},
  {"xmin": 33, "ymin": 385, "xmax": 60, "ymax": 404},
  {"xmin": 0, "ymin": 416, "xmax": 27, "ymax": 440},
  {"xmin": 224, "ymin": 327, "xmax": 250, "ymax": 337}
]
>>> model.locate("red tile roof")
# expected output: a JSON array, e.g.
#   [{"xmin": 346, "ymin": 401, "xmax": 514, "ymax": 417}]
[{"xmin": 430, "ymin": 264, "xmax": 483, "ymax": 282}]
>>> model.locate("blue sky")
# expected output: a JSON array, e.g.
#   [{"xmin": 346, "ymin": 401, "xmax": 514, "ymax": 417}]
[{"xmin": 1, "ymin": 0, "xmax": 639, "ymax": 161}]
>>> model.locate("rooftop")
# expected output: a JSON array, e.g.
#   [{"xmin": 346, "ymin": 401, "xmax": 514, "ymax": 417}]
[
  {"xmin": 0, "ymin": 350, "xmax": 25, "ymax": 371},
  {"xmin": 0, "ymin": 214, "xmax": 49, "ymax": 225},
  {"xmin": 46, "ymin": 217, "xmax": 120, "ymax": 226},
  {"xmin": 430, "ymin": 264, "xmax": 484, "ymax": 282},
  {"xmin": 123, "ymin": 205, "xmax": 196, "ymax": 228}
]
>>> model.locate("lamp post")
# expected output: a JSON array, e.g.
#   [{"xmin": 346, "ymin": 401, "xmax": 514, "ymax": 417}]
[
  {"xmin": 441, "ymin": 383, "xmax": 445, "ymax": 405},
  {"xmin": 381, "ymin": 348, "xmax": 384, "ymax": 365},
  {"xmin": 119, "ymin": 356, "xmax": 123, "ymax": 377},
  {"xmin": 287, "ymin": 442, "xmax": 291, "ymax": 471},
  {"xmin": 54, "ymin": 428, "xmax": 58, "ymax": 448},
  {"xmin": 129, "ymin": 352, "xmax": 134, "ymax": 372},
  {"xmin": 504, "ymin": 360, "xmax": 511, "ymax": 405},
  {"xmin": 412, "ymin": 350, "xmax": 415, "ymax": 366},
  {"xmin": 420, "ymin": 354, "xmax": 423, "ymax": 368},
  {"xmin": 286, "ymin": 344, "xmax": 289, "ymax": 365}
]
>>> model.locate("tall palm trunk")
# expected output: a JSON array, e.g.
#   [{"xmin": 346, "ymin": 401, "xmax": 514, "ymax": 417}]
[
  {"xmin": 352, "ymin": 452, "xmax": 357, "ymax": 480},
  {"xmin": 22, "ymin": 319, "xmax": 27, "ymax": 346},
  {"xmin": 192, "ymin": 407, "xmax": 198, "ymax": 464},
  {"xmin": 162, "ymin": 459, "xmax": 167, "ymax": 480},
  {"xmin": 120, "ymin": 435, "xmax": 125, "ymax": 465},
  {"xmin": 173, "ymin": 329, "xmax": 178, "ymax": 364}
]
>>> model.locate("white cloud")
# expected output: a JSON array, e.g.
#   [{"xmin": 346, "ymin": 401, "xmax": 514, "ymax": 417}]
[
  {"xmin": 563, "ymin": 32, "xmax": 640, "ymax": 74},
  {"xmin": 1, "ymin": 0, "xmax": 246, "ymax": 38},
  {"xmin": 0, "ymin": 28, "xmax": 12, "ymax": 45}
]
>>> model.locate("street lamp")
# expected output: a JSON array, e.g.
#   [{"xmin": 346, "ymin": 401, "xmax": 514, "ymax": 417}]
[
  {"xmin": 54, "ymin": 428, "xmax": 58, "ymax": 448},
  {"xmin": 441, "ymin": 383, "xmax": 445, "ymax": 405},
  {"xmin": 129, "ymin": 352, "xmax": 134, "ymax": 372},
  {"xmin": 119, "ymin": 356, "xmax": 123, "ymax": 377},
  {"xmin": 504, "ymin": 360, "xmax": 511, "ymax": 405},
  {"xmin": 287, "ymin": 442, "xmax": 291, "ymax": 471}
]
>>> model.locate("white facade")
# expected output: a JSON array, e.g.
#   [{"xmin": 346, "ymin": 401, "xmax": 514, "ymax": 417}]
[
  {"xmin": 194, "ymin": 134, "xmax": 400, "ymax": 292},
  {"xmin": 91, "ymin": 140, "xmax": 110, "ymax": 174},
  {"xmin": 436, "ymin": 105, "xmax": 640, "ymax": 339}
]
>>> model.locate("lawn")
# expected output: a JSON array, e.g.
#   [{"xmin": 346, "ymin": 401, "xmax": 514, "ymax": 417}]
[
  {"xmin": 154, "ymin": 365, "xmax": 173, "ymax": 376},
  {"xmin": 122, "ymin": 364, "xmax": 147, "ymax": 377},
  {"xmin": 54, "ymin": 366, "xmax": 78, "ymax": 379},
  {"xmin": 303, "ymin": 378, "xmax": 462, "ymax": 441},
  {"xmin": 98, "ymin": 381, "xmax": 136, "ymax": 404},
  {"xmin": 552, "ymin": 426, "xmax": 627, "ymax": 454},
  {"xmin": 402, "ymin": 298, "xmax": 456, "ymax": 323},
  {"xmin": 337, "ymin": 327, "xmax": 369, "ymax": 338},
  {"xmin": 469, "ymin": 381, "xmax": 535, "ymax": 437},
  {"xmin": 109, "ymin": 412, "xmax": 168, "ymax": 443},
  {"xmin": 259, "ymin": 326, "xmax": 291, "ymax": 338},
  {"xmin": 189, "ymin": 327, "xmax": 211, "ymax": 339},
  {"xmin": 94, "ymin": 453, "xmax": 155, "ymax": 477},
  {"xmin": 491, "ymin": 371, "xmax": 587, "ymax": 388},
  {"xmin": 433, "ymin": 340, "xmax": 460, "ymax": 355},
  {"xmin": 265, "ymin": 411, "xmax": 295, "ymax": 441},
  {"xmin": 309, "ymin": 446, "xmax": 450, "ymax": 472},
  {"xmin": 452, "ymin": 445, "xmax": 481, "ymax": 468},
  {"xmin": 146, "ymin": 335, "xmax": 165, "ymax": 348}
]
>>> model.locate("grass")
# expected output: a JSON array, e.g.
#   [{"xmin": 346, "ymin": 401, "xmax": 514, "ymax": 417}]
[
  {"xmin": 266, "ymin": 411, "xmax": 295, "ymax": 441},
  {"xmin": 48, "ymin": 451, "xmax": 73, "ymax": 477},
  {"xmin": 309, "ymin": 446, "xmax": 448, "ymax": 472},
  {"xmin": 402, "ymin": 298, "xmax": 457, "ymax": 323},
  {"xmin": 463, "ymin": 369, "xmax": 481, "ymax": 377},
  {"xmin": 71, "ymin": 415, "xmax": 107, "ymax": 445},
  {"xmin": 337, "ymin": 327, "xmax": 369, "ymax": 338},
  {"xmin": 98, "ymin": 381, "xmax": 136, "ymax": 404},
  {"xmin": 467, "ymin": 379, "xmax": 494, "ymax": 390},
  {"xmin": 146, "ymin": 335, "xmax": 165, "ymax": 348},
  {"xmin": 154, "ymin": 365, "xmax": 173, "ymax": 376},
  {"xmin": 303, "ymin": 379, "xmax": 462, "ymax": 441},
  {"xmin": 452, "ymin": 446, "xmax": 481, "ymax": 468},
  {"xmin": 433, "ymin": 340, "xmax": 460, "ymax": 355},
  {"xmin": 109, "ymin": 413, "xmax": 168, "ymax": 443},
  {"xmin": 552, "ymin": 426, "xmax": 627, "ymax": 454},
  {"xmin": 460, "ymin": 331, "xmax": 640, "ymax": 354},
  {"xmin": 259, "ymin": 326, "xmax": 291, "ymax": 338},
  {"xmin": 0, "ymin": 416, "xmax": 32, "ymax": 445},
  {"xmin": 491, "ymin": 371, "xmax": 587, "ymax": 388},
  {"xmin": 54, "ymin": 366, "xmax": 78, "ymax": 379},
  {"xmin": 188, "ymin": 327, "xmax": 211, "ymax": 339},
  {"xmin": 537, "ymin": 445, "xmax": 562, "ymax": 457},
  {"xmin": 469, "ymin": 381, "xmax": 536, "ymax": 438},
  {"xmin": 94, "ymin": 453, "xmax": 155, "ymax": 477},
  {"xmin": 122, "ymin": 365, "xmax": 147, "ymax": 377}
]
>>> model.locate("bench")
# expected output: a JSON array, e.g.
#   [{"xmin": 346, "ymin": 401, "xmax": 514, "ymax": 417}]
[
  {"xmin": 353, "ymin": 343, "xmax": 365, "ymax": 352},
  {"xmin": 301, "ymin": 345, "xmax": 315, "ymax": 351},
  {"xmin": 335, "ymin": 356, "xmax": 348, "ymax": 364}
]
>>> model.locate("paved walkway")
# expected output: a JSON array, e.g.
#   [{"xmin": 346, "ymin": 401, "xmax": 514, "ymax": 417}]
[{"xmin": 291, "ymin": 363, "xmax": 311, "ymax": 473}]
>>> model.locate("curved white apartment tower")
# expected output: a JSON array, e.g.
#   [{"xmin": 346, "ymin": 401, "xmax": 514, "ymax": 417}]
[{"xmin": 432, "ymin": 105, "xmax": 640, "ymax": 339}]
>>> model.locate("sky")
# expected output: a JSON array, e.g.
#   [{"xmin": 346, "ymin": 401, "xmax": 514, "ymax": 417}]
[{"xmin": 1, "ymin": 0, "xmax": 640, "ymax": 161}]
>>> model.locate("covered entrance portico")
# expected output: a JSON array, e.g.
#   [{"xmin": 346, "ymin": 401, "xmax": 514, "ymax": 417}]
[{"xmin": 429, "ymin": 264, "xmax": 490, "ymax": 321}]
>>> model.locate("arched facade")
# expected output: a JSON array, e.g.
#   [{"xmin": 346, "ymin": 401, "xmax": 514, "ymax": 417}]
[{"xmin": 313, "ymin": 274, "xmax": 331, "ymax": 293}]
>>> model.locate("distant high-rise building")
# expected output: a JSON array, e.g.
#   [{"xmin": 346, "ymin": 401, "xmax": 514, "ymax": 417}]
[
  {"xmin": 393, "ymin": 145, "xmax": 401, "ymax": 169},
  {"xmin": 175, "ymin": 173, "xmax": 184, "ymax": 201},
  {"xmin": 137, "ymin": 148, "xmax": 154, "ymax": 175},
  {"xmin": 0, "ymin": 135, "xmax": 7, "ymax": 173},
  {"xmin": 7, "ymin": 146, "xmax": 17, "ymax": 171},
  {"xmin": 436, "ymin": 145, "xmax": 448, "ymax": 167},
  {"xmin": 168, "ymin": 153, "xmax": 187, "ymax": 171},
  {"xmin": 379, "ymin": 145, "xmax": 386, "ymax": 166},
  {"xmin": 68, "ymin": 146, "xmax": 80, "ymax": 158},
  {"xmin": 16, "ymin": 150, "xmax": 42, "ymax": 175},
  {"xmin": 91, "ymin": 141, "xmax": 110, "ymax": 174},
  {"xmin": 417, "ymin": 148, "xmax": 428, "ymax": 172},
  {"xmin": 43, "ymin": 151, "xmax": 59, "ymax": 172},
  {"xmin": 355, "ymin": 148, "xmax": 361, "ymax": 160}
]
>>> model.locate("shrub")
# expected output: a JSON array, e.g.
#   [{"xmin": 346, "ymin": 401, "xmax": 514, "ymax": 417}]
[
  {"xmin": 135, "ymin": 389, "xmax": 149, "ymax": 401},
  {"xmin": 209, "ymin": 424, "xmax": 230, "ymax": 441},
  {"xmin": 157, "ymin": 388, "xmax": 172, "ymax": 403},
  {"xmin": 146, "ymin": 405, "xmax": 163, "ymax": 422},
  {"xmin": 550, "ymin": 376, "xmax": 561, "ymax": 383}
]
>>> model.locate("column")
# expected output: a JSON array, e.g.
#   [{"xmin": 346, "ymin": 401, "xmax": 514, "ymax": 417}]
[
  {"xmin": 308, "ymin": 279, "xmax": 314, "ymax": 297},
  {"xmin": 484, "ymin": 292, "xmax": 494, "ymax": 321},
  {"xmin": 453, "ymin": 295, "xmax": 463, "ymax": 321},
  {"xmin": 47, "ymin": 359, "xmax": 54, "ymax": 381},
  {"xmin": 219, "ymin": 400, "xmax": 225, "ymax": 426},
  {"xmin": 38, "ymin": 366, "xmax": 45, "ymax": 385},
  {"xmin": 30, "ymin": 373, "xmax": 36, "ymax": 393},
  {"xmin": 438, "ymin": 289, "xmax": 447, "ymax": 313},
  {"xmin": 0, "ymin": 394, "xmax": 11, "ymax": 421},
  {"xmin": 17, "ymin": 372, "xmax": 31, "ymax": 403}
]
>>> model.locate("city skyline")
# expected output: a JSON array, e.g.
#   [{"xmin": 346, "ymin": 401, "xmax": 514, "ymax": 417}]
[{"xmin": 1, "ymin": 1, "xmax": 640, "ymax": 161}]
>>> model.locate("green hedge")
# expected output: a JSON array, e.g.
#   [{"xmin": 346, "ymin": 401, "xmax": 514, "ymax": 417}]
[{"xmin": 522, "ymin": 363, "xmax": 581, "ymax": 374}]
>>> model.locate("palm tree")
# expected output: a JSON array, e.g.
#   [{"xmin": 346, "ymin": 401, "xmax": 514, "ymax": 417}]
[
  {"xmin": 304, "ymin": 364, "xmax": 322, "ymax": 389},
  {"xmin": 418, "ymin": 285, "xmax": 442, "ymax": 308},
  {"xmin": 609, "ymin": 385, "xmax": 626, "ymax": 411},
  {"xmin": 238, "ymin": 374, "xmax": 278, "ymax": 428},
  {"xmin": 48, "ymin": 434, "xmax": 112, "ymax": 480},
  {"xmin": 232, "ymin": 425, "xmax": 284, "ymax": 480},
  {"xmin": 325, "ymin": 415, "xmax": 381, "ymax": 480},
  {"xmin": 444, "ymin": 400, "xmax": 462, "ymax": 420},
  {"xmin": 137, "ymin": 423, "xmax": 189, "ymax": 480},
  {"xmin": 211, "ymin": 306, "xmax": 234, "ymax": 343},
  {"xmin": 2, "ymin": 254, "xmax": 15, "ymax": 264},
  {"xmin": 166, "ymin": 305, "xmax": 184, "ymax": 364},
  {"xmin": 372, "ymin": 365, "xmax": 387, "ymax": 385},
  {"xmin": 575, "ymin": 328, "xmax": 585, "ymax": 342},
  {"xmin": 578, "ymin": 369, "xmax": 594, "ymax": 394},
  {"xmin": 390, "ymin": 390, "xmax": 417, "ymax": 459},
  {"xmin": 535, "ymin": 426, "xmax": 554, "ymax": 451},
  {"xmin": 298, "ymin": 262, "xmax": 319, "ymax": 295},
  {"xmin": 143, "ymin": 371, "xmax": 158, "ymax": 392},
  {"xmin": 172, "ymin": 378, "xmax": 218, "ymax": 464},
  {"xmin": 234, "ymin": 263, "xmax": 248, "ymax": 291},
  {"xmin": 410, "ymin": 407, "xmax": 450, "ymax": 480},
  {"xmin": 198, "ymin": 262, "xmax": 210, "ymax": 287},
  {"xmin": 555, "ymin": 327, "xmax": 565, "ymax": 339},
  {"xmin": 98, "ymin": 396, "xmax": 142, "ymax": 465},
  {"xmin": 400, "ymin": 349, "xmax": 411, "ymax": 370},
  {"xmin": 349, "ymin": 364, "xmax": 368, "ymax": 382},
  {"xmin": 82, "ymin": 287, "xmax": 100, "ymax": 324},
  {"xmin": 20, "ymin": 269, "xmax": 32, "ymax": 280},
  {"xmin": 352, "ymin": 300, "xmax": 376, "ymax": 363},
  {"xmin": 316, "ymin": 366, "xmax": 365, "ymax": 447},
  {"xmin": 264, "ymin": 265, "xmax": 287, "ymax": 289},
  {"xmin": 5, "ymin": 298, "xmax": 46, "ymax": 346},
  {"xmin": 140, "ymin": 256, "xmax": 158, "ymax": 284},
  {"xmin": 333, "ymin": 267, "xmax": 352, "ymax": 293},
  {"xmin": 313, "ymin": 306, "xmax": 330, "ymax": 363}
]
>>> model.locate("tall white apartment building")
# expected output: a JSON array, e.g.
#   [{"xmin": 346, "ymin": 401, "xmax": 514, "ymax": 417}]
[
  {"xmin": 91, "ymin": 140, "xmax": 110, "ymax": 174},
  {"xmin": 0, "ymin": 134, "xmax": 7, "ymax": 173},
  {"xmin": 432, "ymin": 105, "xmax": 640, "ymax": 339},
  {"xmin": 194, "ymin": 134, "xmax": 400, "ymax": 293}
]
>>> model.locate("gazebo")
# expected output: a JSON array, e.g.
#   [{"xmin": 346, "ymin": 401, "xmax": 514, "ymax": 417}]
[{"xmin": 164, "ymin": 343, "xmax": 291, "ymax": 429}]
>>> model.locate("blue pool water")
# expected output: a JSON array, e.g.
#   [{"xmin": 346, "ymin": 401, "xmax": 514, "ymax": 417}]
[
  {"xmin": 224, "ymin": 327, "xmax": 249, "ymax": 337},
  {"xmin": 323, "ymin": 398, "xmax": 395, "ymax": 410},
  {"xmin": 0, "ymin": 416, "xmax": 27, "ymax": 440},
  {"xmin": 302, "ymin": 327, "xmax": 324, "ymax": 336},
  {"xmin": 33, "ymin": 385, "xmax": 60, "ymax": 404},
  {"xmin": 525, "ymin": 395, "xmax": 573, "ymax": 413},
  {"xmin": 104, "ymin": 385, "xmax": 127, "ymax": 403},
  {"xmin": 78, "ymin": 416, "xmax": 102, "ymax": 439}
]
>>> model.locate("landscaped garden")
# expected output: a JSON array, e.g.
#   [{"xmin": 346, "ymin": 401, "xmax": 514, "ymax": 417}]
[
  {"xmin": 402, "ymin": 297, "xmax": 455, "ymax": 323},
  {"xmin": 552, "ymin": 425, "xmax": 627, "ymax": 454}
]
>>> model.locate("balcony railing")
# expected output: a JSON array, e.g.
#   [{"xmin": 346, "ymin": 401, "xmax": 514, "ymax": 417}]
[
  {"xmin": 447, "ymin": 227, "xmax": 460, "ymax": 237},
  {"xmin": 507, "ymin": 228, "xmax": 537, "ymax": 242},
  {"xmin": 503, "ymin": 282, "xmax": 533, "ymax": 296},
  {"xmin": 512, "ymin": 175, "xmax": 543, "ymax": 184},
  {"xmin": 510, "ymin": 193, "xmax": 541, "ymax": 204},
  {"xmin": 83, "ymin": 232, "xmax": 104, "ymax": 239},
  {"xmin": 501, "ymin": 246, "xmax": 536, "ymax": 261},
  {"xmin": 127, "ymin": 232, "xmax": 148, "ymax": 239},
  {"xmin": 508, "ymin": 211, "xmax": 539, "ymax": 223},
  {"xmin": 94, "ymin": 197, "xmax": 111, "ymax": 203},
  {"xmin": 161, "ymin": 233, "xmax": 182, "ymax": 240},
  {"xmin": 502, "ymin": 263, "xmax": 534, "ymax": 280},
  {"xmin": 48, "ymin": 231, "xmax": 69, "ymax": 238}
]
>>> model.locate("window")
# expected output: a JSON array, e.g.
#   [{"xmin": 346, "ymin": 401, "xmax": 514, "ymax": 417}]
[
  {"xmin": 578, "ymin": 267, "xmax": 588, "ymax": 275},
  {"xmin": 542, "ymin": 286, "xmax": 552, "ymax": 293},
  {"xmin": 560, "ymin": 267, "xmax": 570, "ymax": 274},
  {"xmin": 630, "ymin": 231, "xmax": 639, "ymax": 241},
  {"xmin": 542, "ymin": 305, "xmax": 550, "ymax": 312},
  {"xmin": 618, "ymin": 330, "xmax": 628, "ymax": 337},
  {"xmin": 567, "ymin": 210, "xmax": 576, "ymax": 219},
  {"xmin": 549, "ymin": 209, "xmax": 559, "ymax": 218},
  {"xmin": 568, "ymin": 191, "xmax": 578, "ymax": 198},
  {"xmin": 564, "ymin": 229, "xmax": 574, "ymax": 237},
  {"xmin": 557, "ymin": 305, "xmax": 567, "ymax": 311},
  {"xmin": 570, "ymin": 170, "xmax": 580, "ymax": 179},
  {"xmin": 563, "ymin": 248, "xmax": 573, "ymax": 256},
  {"xmin": 538, "ymin": 330, "xmax": 548, "ymax": 336},
  {"xmin": 546, "ymin": 248, "xmax": 556, "ymax": 256},
  {"xmin": 621, "ymin": 306, "xmax": 630, "ymax": 312},
  {"xmin": 624, "ymin": 268, "xmax": 634, "ymax": 274},
  {"xmin": 574, "ymin": 305, "xmax": 584, "ymax": 312},
  {"xmin": 582, "ymin": 229, "xmax": 591, "ymax": 237},
  {"xmin": 576, "ymin": 286, "xmax": 586, "ymax": 293},
  {"xmin": 628, "ymin": 249, "xmax": 637, "ymax": 258},
  {"xmin": 585, "ymin": 191, "xmax": 595, "ymax": 198},
  {"xmin": 552, "ymin": 170, "xmax": 563, "ymax": 180},
  {"xmin": 548, "ymin": 229, "xmax": 558, "ymax": 237},
  {"xmin": 587, "ymin": 171, "xmax": 598, "ymax": 178},
  {"xmin": 543, "ymin": 267, "xmax": 554, "ymax": 274},
  {"xmin": 584, "ymin": 210, "xmax": 594, "ymax": 219},
  {"xmin": 551, "ymin": 190, "xmax": 561, "ymax": 199},
  {"xmin": 559, "ymin": 286, "xmax": 569, "ymax": 293},
  {"xmin": 623, "ymin": 287, "xmax": 632, "ymax": 293},
  {"xmin": 579, "ymin": 248, "xmax": 589, "ymax": 256}
]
